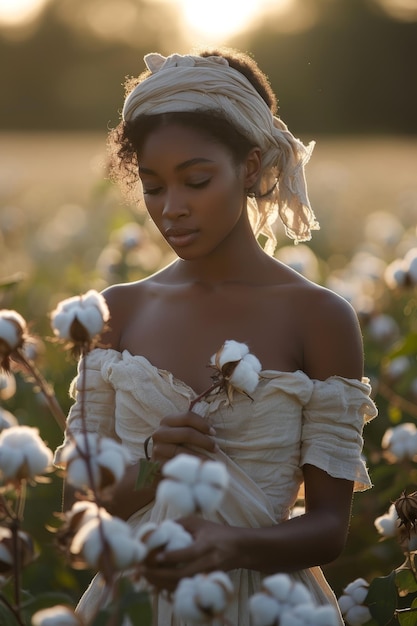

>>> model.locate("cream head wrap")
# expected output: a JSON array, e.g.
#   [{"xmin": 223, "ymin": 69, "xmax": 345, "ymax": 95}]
[{"xmin": 122, "ymin": 52, "xmax": 319, "ymax": 254}]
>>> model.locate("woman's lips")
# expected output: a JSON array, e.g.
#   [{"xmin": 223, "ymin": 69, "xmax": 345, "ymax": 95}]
[{"xmin": 164, "ymin": 228, "xmax": 199, "ymax": 247}]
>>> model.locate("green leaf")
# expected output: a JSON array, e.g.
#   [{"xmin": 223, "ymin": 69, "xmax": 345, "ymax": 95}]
[
  {"xmin": 397, "ymin": 598, "xmax": 417, "ymax": 625},
  {"xmin": 389, "ymin": 333, "xmax": 417, "ymax": 359},
  {"xmin": 135, "ymin": 458, "xmax": 160, "ymax": 490},
  {"xmin": 396, "ymin": 568, "xmax": 417, "ymax": 597},
  {"xmin": 366, "ymin": 572, "xmax": 398, "ymax": 624}
]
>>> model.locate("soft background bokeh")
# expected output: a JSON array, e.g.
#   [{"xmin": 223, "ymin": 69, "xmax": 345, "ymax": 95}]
[{"xmin": 1, "ymin": 0, "xmax": 417, "ymax": 611}]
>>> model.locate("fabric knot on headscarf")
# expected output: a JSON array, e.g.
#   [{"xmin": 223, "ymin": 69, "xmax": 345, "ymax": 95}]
[{"xmin": 122, "ymin": 53, "xmax": 319, "ymax": 253}]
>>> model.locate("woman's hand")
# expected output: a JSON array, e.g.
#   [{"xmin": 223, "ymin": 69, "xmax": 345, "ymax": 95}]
[
  {"xmin": 151, "ymin": 411, "xmax": 218, "ymax": 465},
  {"xmin": 141, "ymin": 516, "xmax": 242, "ymax": 592}
]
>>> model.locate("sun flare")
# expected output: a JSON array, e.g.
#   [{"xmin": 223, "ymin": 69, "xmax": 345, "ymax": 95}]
[
  {"xmin": 0, "ymin": 0, "xmax": 47, "ymax": 25},
  {"xmin": 175, "ymin": 0, "xmax": 293, "ymax": 41}
]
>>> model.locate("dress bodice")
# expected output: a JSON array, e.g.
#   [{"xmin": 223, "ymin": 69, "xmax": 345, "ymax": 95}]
[{"xmin": 55, "ymin": 348, "xmax": 377, "ymax": 524}]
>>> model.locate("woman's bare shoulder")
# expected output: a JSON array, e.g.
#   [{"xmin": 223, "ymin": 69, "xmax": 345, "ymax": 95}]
[
  {"xmin": 98, "ymin": 279, "xmax": 152, "ymax": 350},
  {"xmin": 293, "ymin": 281, "xmax": 363, "ymax": 380}
]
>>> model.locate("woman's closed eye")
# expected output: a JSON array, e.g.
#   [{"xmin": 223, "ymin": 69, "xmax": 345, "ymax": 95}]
[
  {"xmin": 187, "ymin": 178, "xmax": 211, "ymax": 189},
  {"xmin": 143, "ymin": 186, "xmax": 162, "ymax": 195},
  {"xmin": 143, "ymin": 179, "xmax": 211, "ymax": 195}
]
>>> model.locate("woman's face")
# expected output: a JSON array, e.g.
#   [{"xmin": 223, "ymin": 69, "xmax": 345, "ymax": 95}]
[{"xmin": 137, "ymin": 123, "xmax": 252, "ymax": 260}]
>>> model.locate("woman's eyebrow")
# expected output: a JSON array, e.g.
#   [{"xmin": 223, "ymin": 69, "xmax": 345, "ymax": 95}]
[{"xmin": 139, "ymin": 157, "xmax": 215, "ymax": 176}]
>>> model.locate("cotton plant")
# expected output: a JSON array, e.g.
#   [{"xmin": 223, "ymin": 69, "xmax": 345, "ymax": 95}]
[
  {"xmin": 342, "ymin": 489, "xmax": 417, "ymax": 625},
  {"xmin": 249, "ymin": 573, "xmax": 340, "ymax": 626},
  {"xmin": 0, "ymin": 308, "xmax": 67, "ymax": 430},
  {"xmin": 0, "ymin": 423, "xmax": 54, "ymax": 625},
  {"xmin": 0, "ymin": 294, "xmax": 150, "ymax": 625}
]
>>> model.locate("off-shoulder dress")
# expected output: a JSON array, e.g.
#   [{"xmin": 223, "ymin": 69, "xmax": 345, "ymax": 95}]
[{"xmin": 55, "ymin": 348, "xmax": 377, "ymax": 626}]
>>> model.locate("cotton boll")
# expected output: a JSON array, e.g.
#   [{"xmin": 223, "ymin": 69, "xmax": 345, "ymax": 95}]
[
  {"xmin": 174, "ymin": 572, "xmax": 233, "ymax": 623},
  {"xmin": 195, "ymin": 576, "xmax": 228, "ymax": 614},
  {"xmin": 343, "ymin": 578, "xmax": 370, "ymax": 604},
  {"xmin": 162, "ymin": 453, "xmax": 201, "ymax": 484},
  {"xmin": 374, "ymin": 504, "xmax": 400, "ymax": 538},
  {"xmin": 207, "ymin": 571, "xmax": 234, "ymax": 594},
  {"xmin": 338, "ymin": 594, "xmax": 354, "ymax": 614},
  {"xmin": 50, "ymin": 289, "xmax": 110, "ymax": 344},
  {"xmin": 71, "ymin": 516, "xmax": 146, "ymax": 570},
  {"xmin": 338, "ymin": 578, "xmax": 371, "ymax": 626},
  {"xmin": 0, "ymin": 310, "xmax": 26, "ymax": 353},
  {"xmin": 343, "ymin": 604, "xmax": 372, "ymax": 626},
  {"xmin": 0, "ymin": 372, "xmax": 16, "ymax": 402},
  {"xmin": 62, "ymin": 433, "xmax": 129, "ymax": 491},
  {"xmin": 249, "ymin": 593, "xmax": 280, "ymax": 626},
  {"xmin": 384, "ymin": 259, "xmax": 408, "ymax": 289},
  {"xmin": 32, "ymin": 605, "xmax": 82, "ymax": 626},
  {"xmin": 156, "ymin": 479, "xmax": 196, "ymax": 515},
  {"xmin": 76, "ymin": 308, "xmax": 104, "ymax": 338},
  {"xmin": 164, "ymin": 526, "xmax": 194, "ymax": 551},
  {"xmin": 174, "ymin": 578, "xmax": 207, "ymax": 622},
  {"xmin": 310, "ymin": 605, "xmax": 340, "ymax": 626},
  {"xmin": 262, "ymin": 573, "xmax": 293, "ymax": 602},
  {"xmin": 384, "ymin": 356, "xmax": 410, "ymax": 382},
  {"xmin": 96, "ymin": 439, "xmax": 130, "ymax": 484},
  {"xmin": 136, "ymin": 522, "xmax": 159, "ymax": 545},
  {"xmin": 216, "ymin": 340, "xmax": 249, "ymax": 368},
  {"xmin": 279, "ymin": 608, "xmax": 306, "ymax": 626},
  {"xmin": 142, "ymin": 519, "xmax": 193, "ymax": 552},
  {"xmin": 198, "ymin": 460, "xmax": 229, "ymax": 489},
  {"xmin": 194, "ymin": 482, "xmax": 225, "ymax": 514},
  {"xmin": 0, "ymin": 407, "xmax": 18, "ymax": 431},
  {"xmin": 229, "ymin": 358, "xmax": 261, "ymax": 394},
  {"xmin": 65, "ymin": 456, "xmax": 100, "ymax": 490},
  {"xmin": 367, "ymin": 314, "xmax": 399, "ymax": 345},
  {"xmin": 0, "ymin": 425, "xmax": 53, "ymax": 481},
  {"xmin": 405, "ymin": 248, "xmax": 417, "ymax": 284},
  {"xmin": 286, "ymin": 580, "xmax": 313, "ymax": 606},
  {"xmin": 382, "ymin": 423, "xmax": 417, "ymax": 462}
]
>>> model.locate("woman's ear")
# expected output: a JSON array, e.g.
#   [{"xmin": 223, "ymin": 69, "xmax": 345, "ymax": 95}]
[{"xmin": 243, "ymin": 147, "xmax": 262, "ymax": 191}]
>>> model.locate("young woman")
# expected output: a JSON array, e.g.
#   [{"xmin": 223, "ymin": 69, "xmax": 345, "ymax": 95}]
[{"xmin": 56, "ymin": 48, "xmax": 377, "ymax": 624}]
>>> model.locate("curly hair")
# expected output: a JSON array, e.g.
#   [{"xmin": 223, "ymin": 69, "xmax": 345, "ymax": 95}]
[{"xmin": 107, "ymin": 47, "xmax": 277, "ymax": 197}]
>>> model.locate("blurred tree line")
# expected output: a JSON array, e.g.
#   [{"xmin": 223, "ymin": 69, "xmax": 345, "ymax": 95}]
[{"xmin": 0, "ymin": 0, "xmax": 416, "ymax": 134}]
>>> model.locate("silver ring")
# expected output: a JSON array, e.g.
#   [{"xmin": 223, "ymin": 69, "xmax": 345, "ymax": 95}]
[{"xmin": 144, "ymin": 435, "xmax": 153, "ymax": 460}]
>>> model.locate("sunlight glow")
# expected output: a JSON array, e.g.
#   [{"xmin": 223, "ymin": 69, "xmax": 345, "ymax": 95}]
[
  {"xmin": 176, "ymin": 0, "xmax": 293, "ymax": 41},
  {"xmin": 0, "ymin": 0, "xmax": 47, "ymax": 25}
]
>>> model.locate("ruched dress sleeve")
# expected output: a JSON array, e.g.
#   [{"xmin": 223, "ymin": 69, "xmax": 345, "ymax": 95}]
[
  {"xmin": 54, "ymin": 348, "xmax": 122, "ymax": 468},
  {"xmin": 301, "ymin": 376, "xmax": 377, "ymax": 491}
]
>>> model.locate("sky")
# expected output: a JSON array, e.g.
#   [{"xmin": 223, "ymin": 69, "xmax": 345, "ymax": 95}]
[
  {"xmin": 0, "ymin": 0, "xmax": 291, "ymax": 40},
  {"xmin": 1, "ymin": 0, "xmax": 416, "ymax": 42}
]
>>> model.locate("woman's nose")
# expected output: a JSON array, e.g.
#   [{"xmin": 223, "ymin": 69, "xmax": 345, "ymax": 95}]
[{"xmin": 162, "ymin": 188, "xmax": 189, "ymax": 219}]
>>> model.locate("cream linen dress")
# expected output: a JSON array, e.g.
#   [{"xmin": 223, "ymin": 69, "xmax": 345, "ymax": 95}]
[{"xmin": 54, "ymin": 348, "xmax": 377, "ymax": 626}]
